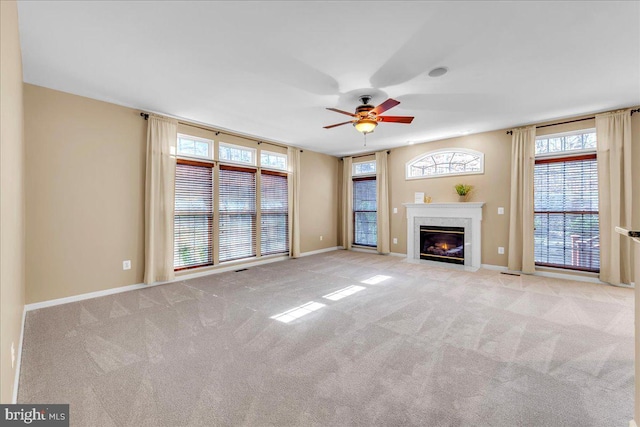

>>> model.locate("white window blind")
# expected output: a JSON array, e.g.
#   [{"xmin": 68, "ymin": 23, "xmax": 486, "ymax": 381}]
[
  {"xmin": 534, "ymin": 154, "xmax": 599, "ymax": 272},
  {"xmin": 219, "ymin": 166, "xmax": 257, "ymax": 261},
  {"xmin": 174, "ymin": 160, "xmax": 213, "ymax": 270},
  {"xmin": 353, "ymin": 177, "xmax": 377, "ymax": 247},
  {"xmin": 261, "ymin": 171, "xmax": 288, "ymax": 255}
]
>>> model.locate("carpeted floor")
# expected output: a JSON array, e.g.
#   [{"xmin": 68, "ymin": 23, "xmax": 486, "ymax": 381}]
[{"xmin": 18, "ymin": 251, "xmax": 634, "ymax": 426}]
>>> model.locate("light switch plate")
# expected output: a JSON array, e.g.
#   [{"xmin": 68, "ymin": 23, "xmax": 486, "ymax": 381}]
[
  {"xmin": 393, "ymin": 207, "xmax": 398, "ymax": 214},
  {"xmin": 123, "ymin": 260, "xmax": 131, "ymax": 270},
  {"xmin": 498, "ymin": 247, "xmax": 505, "ymax": 255},
  {"xmin": 393, "ymin": 238, "xmax": 398, "ymax": 244},
  {"xmin": 498, "ymin": 207, "xmax": 505, "ymax": 215}
]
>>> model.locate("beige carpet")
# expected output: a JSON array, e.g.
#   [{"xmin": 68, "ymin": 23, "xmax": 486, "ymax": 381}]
[{"xmin": 18, "ymin": 251, "xmax": 634, "ymax": 426}]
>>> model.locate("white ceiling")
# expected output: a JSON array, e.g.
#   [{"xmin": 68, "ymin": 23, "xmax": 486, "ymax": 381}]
[{"xmin": 17, "ymin": 1, "xmax": 640, "ymax": 156}]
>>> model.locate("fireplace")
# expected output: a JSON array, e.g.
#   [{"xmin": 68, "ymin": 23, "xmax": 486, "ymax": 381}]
[
  {"xmin": 404, "ymin": 202, "xmax": 484, "ymax": 269},
  {"xmin": 420, "ymin": 225, "xmax": 465, "ymax": 265}
]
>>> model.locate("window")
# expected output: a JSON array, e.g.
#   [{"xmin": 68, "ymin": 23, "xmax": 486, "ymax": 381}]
[
  {"xmin": 352, "ymin": 160, "xmax": 376, "ymax": 176},
  {"xmin": 260, "ymin": 151, "xmax": 287, "ymax": 171},
  {"xmin": 534, "ymin": 130, "xmax": 599, "ymax": 272},
  {"xmin": 174, "ymin": 134, "xmax": 290, "ymax": 270},
  {"xmin": 535, "ymin": 129, "xmax": 597, "ymax": 155},
  {"xmin": 174, "ymin": 160, "xmax": 213, "ymax": 270},
  {"xmin": 261, "ymin": 171, "xmax": 288, "ymax": 255},
  {"xmin": 176, "ymin": 134, "xmax": 212, "ymax": 160},
  {"xmin": 219, "ymin": 142, "xmax": 256, "ymax": 165},
  {"xmin": 353, "ymin": 177, "xmax": 377, "ymax": 247},
  {"xmin": 406, "ymin": 148, "xmax": 483, "ymax": 180},
  {"xmin": 219, "ymin": 166, "xmax": 257, "ymax": 262}
]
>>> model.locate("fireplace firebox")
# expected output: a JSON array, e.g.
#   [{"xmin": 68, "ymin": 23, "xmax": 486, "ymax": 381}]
[{"xmin": 420, "ymin": 225, "xmax": 465, "ymax": 265}]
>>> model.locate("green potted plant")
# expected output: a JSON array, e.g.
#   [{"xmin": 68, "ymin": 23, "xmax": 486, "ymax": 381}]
[{"xmin": 455, "ymin": 184, "xmax": 473, "ymax": 202}]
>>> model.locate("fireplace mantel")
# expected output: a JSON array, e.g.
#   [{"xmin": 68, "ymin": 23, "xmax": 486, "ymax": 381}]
[{"xmin": 403, "ymin": 202, "xmax": 485, "ymax": 269}]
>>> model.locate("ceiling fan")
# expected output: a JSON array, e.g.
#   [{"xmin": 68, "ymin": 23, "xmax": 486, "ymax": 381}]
[{"xmin": 324, "ymin": 96, "xmax": 414, "ymax": 134}]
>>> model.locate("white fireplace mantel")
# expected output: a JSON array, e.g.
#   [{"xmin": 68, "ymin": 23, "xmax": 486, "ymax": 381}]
[{"xmin": 403, "ymin": 202, "xmax": 485, "ymax": 269}]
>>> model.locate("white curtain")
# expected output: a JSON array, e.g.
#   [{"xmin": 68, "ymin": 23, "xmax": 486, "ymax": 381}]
[
  {"xmin": 507, "ymin": 126, "xmax": 536, "ymax": 274},
  {"xmin": 596, "ymin": 110, "xmax": 633, "ymax": 285},
  {"xmin": 376, "ymin": 151, "xmax": 390, "ymax": 254},
  {"xmin": 341, "ymin": 157, "xmax": 353, "ymax": 250},
  {"xmin": 288, "ymin": 147, "xmax": 301, "ymax": 258},
  {"xmin": 144, "ymin": 115, "xmax": 177, "ymax": 284}
]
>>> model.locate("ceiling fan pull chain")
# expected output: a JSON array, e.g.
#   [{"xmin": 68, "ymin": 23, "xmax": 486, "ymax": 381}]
[{"xmin": 363, "ymin": 133, "xmax": 367, "ymax": 147}]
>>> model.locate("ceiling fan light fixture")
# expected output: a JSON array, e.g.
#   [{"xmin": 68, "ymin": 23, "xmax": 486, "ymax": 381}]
[{"xmin": 354, "ymin": 119, "xmax": 377, "ymax": 134}]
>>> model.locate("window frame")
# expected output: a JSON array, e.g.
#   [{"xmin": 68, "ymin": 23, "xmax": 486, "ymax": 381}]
[
  {"xmin": 352, "ymin": 176, "xmax": 377, "ymax": 248},
  {"xmin": 535, "ymin": 128, "xmax": 597, "ymax": 158},
  {"xmin": 260, "ymin": 150, "xmax": 288, "ymax": 172},
  {"xmin": 405, "ymin": 148, "xmax": 484, "ymax": 180},
  {"xmin": 218, "ymin": 164, "xmax": 258, "ymax": 263},
  {"xmin": 533, "ymin": 129, "xmax": 599, "ymax": 273},
  {"xmin": 260, "ymin": 169, "xmax": 289, "ymax": 256},
  {"xmin": 219, "ymin": 141, "xmax": 257, "ymax": 166},
  {"xmin": 173, "ymin": 158, "xmax": 215, "ymax": 271},
  {"xmin": 352, "ymin": 160, "xmax": 376, "ymax": 177},
  {"xmin": 176, "ymin": 133, "xmax": 214, "ymax": 161}
]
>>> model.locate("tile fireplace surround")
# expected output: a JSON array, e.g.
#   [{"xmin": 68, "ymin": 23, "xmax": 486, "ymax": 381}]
[{"xmin": 403, "ymin": 202, "xmax": 485, "ymax": 269}]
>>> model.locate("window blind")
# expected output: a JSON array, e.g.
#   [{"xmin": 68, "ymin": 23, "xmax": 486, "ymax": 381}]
[
  {"xmin": 353, "ymin": 177, "xmax": 377, "ymax": 247},
  {"xmin": 219, "ymin": 166, "xmax": 257, "ymax": 262},
  {"xmin": 534, "ymin": 154, "xmax": 599, "ymax": 272},
  {"xmin": 261, "ymin": 171, "xmax": 288, "ymax": 256},
  {"xmin": 174, "ymin": 160, "xmax": 213, "ymax": 270}
]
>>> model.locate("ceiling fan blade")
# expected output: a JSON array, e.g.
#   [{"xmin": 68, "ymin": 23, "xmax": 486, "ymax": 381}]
[
  {"xmin": 378, "ymin": 116, "xmax": 414, "ymax": 124},
  {"xmin": 326, "ymin": 107, "xmax": 357, "ymax": 117},
  {"xmin": 371, "ymin": 98, "xmax": 400, "ymax": 116},
  {"xmin": 324, "ymin": 120, "xmax": 355, "ymax": 129}
]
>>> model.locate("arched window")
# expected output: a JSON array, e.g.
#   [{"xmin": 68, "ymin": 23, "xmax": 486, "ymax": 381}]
[{"xmin": 405, "ymin": 148, "xmax": 484, "ymax": 180}]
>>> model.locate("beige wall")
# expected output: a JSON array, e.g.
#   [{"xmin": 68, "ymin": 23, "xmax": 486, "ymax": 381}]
[
  {"xmin": 387, "ymin": 130, "xmax": 512, "ymax": 266},
  {"xmin": 1, "ymin": 0, "xmax": 26, "ymax": 403},
  {"xmin": 24, "ymin": 84, "xmax": 147, "ymax": 303},
  {"xmin": 299, "ymin": 150, "xmax": 340, "ymax": 253},
  {"xmin": 383, "ymin": 111, "xmax": 640, "ymax": 271},
  {"xmin": 24, "ymin": 85, "xmax": 340, "ymax": 303}
]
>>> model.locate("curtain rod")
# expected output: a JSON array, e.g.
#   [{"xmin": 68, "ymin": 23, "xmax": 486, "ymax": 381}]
[
  {"xmin": 140, "ymin": 112, "xmax": 301, "ymax": 152},
  {"xmin": 505, "ymin": 116, "xmax": 594, "ymax": 135},
  {"xmin": 506, "ymin": 108, "xmax": 640, "ymax": 135},
  {"xmin": 341, "ymin": 150, "xmax": 391, "ymax": 160}
]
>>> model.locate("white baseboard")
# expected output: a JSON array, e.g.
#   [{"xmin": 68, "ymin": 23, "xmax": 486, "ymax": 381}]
[
  {"xmin": 534, "ymin": 269, "xmax": 621, "ymax": 286},
  {"xmin": 350, "ymin": 247, "xmax": 378, "ymax": 254},
  {"xmin": 25, "ymin": 282, "xmax": 153, "ymax": 311},
  {"xmin": 481, "ymin": 263, "xmax": 633, "ymax": 287},
  {"xmin": 299, "ymin": 246, "xmax": 342, "ymax": 257},
  {"xmin": 481, "ymin": 264, "xmax": 508, "ymax": 271},
  {"xmin": 12, "ymin": 307, "xmax": 26, "ymax": 403},
  {"xmin": 25, "ymin": 255, "xmax": 291, "ymax": 312},
  {"xmin": 389, "ymin": 252, "xmax": 406, "ymax": 258}
]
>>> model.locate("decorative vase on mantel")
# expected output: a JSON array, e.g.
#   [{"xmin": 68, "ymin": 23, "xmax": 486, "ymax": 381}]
[{"xmin": 454, "ymin": 184, "xmax": 473, "ymax": 202}]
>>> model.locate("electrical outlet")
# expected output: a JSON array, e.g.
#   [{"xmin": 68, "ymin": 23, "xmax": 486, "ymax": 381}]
[
  {"xmin": 393, "ymin": 238, "xmax": 398, "ymax": 244},
  {"xmin": 498, "ymin": 207, "xmax": 504, "ymax": 215},
  {"xmin": 123, "ymin": 260, "xmax": 131, "ymax": 270},
  {"xmin": 498, "ymin": 247, "xmax": 505, "ymax": 255},
  {"xmin": 320, "ymin": 235, "xmax": 323, "ymax": 241},
  {"xmin": 393, "ymin": 207, "xmax": 398, "ymax": 214}
]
